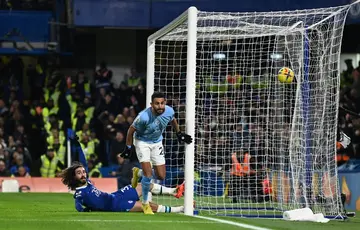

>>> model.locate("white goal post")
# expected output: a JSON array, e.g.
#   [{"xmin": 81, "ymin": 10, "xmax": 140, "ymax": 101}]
[
  {"xmin": 147, "ymin": 7, "xmax": 198, "ymax": 216},
  {"xmin": 146, "ymin": 1, "xmax": 359, "ymax": 219}
]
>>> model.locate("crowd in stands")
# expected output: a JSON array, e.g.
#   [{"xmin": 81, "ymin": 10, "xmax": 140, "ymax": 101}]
[
  {"xmin": 337, "ymin": 59, "xmax": 360, "ymax": 163},
  {"xmin": 0, "ymin": 56, "xmax": 145, "ymax": 180},
  {"xmin": 0, "ymin": 54, "xmax": 359, "ymax": 181}
]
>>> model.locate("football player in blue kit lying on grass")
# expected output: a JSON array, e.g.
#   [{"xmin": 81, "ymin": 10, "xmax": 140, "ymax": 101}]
[{"xmin": 60, "ymin": 131, "xmax": 184, "ymax": 214}]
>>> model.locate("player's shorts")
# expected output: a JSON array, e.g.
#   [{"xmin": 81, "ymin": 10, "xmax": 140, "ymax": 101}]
[
  {"xmin": 112, "ymin": 185, "xmax": 139, "ymax": 212},
  {"xmin": 134, "ymin": 139, "xmax": 165, "ymax": 166}
]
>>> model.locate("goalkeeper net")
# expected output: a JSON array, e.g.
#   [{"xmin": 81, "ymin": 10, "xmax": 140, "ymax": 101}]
[{"xmin": 148, "ymin": 3, "xmax": 356, "ymax": 219}]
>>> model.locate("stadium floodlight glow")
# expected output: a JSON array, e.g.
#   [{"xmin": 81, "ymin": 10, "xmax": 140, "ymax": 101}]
[{"xmin": 271, "ymin": 53, "xmax": 283, "ymax": 60}]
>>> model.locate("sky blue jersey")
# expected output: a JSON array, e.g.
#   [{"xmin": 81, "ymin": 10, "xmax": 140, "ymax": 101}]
[{"xmin": 132, "ymin": 105, "xmax": 175, "ymax": 143}]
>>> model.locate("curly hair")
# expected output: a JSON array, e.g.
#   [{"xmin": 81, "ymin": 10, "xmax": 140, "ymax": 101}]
[{"xmin": 60, "ymin": 161, "xmax": 84, "ymax": 190}]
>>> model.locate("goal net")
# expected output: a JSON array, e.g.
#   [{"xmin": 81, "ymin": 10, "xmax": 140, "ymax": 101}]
[{"xmin": 147, "ymin": 3, "xmax": 355, "ymax": 219}]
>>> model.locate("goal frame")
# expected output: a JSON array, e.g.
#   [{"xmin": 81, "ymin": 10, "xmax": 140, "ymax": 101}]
[
  {"xmin": 146, "ymin": 4, "xmax": 354, "ymax": 220},
  {"xmin": 146, "ymin": 6, "xmax": 198, "ymax": 216}
]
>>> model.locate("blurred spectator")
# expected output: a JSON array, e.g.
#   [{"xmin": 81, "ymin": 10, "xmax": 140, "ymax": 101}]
[
  {"xmin": 10, "ymin": 154, "xmax": 29, "ymax": 175},
  {"xmin": 0, "ymin": 99, "xmax": 9, "ymax": 116},
  {"xmin": 88, "ymin": 160, "xmax": 102, "ymax": 178},
  {"xmin": 96, "ymin": 93, "xmax": 119, "ymax": 117},
  {"xmin": 40, "ymin": 148, "xmax": 65, "ymax": 178},
  {"xmin": 341, "ymin": 59, "xmax": 358, "ymax": 89},
  {"xmin": 126, "ymin": 67, "xmax": 142, "ymax": 88},
  {"xmin": 27, "ymin": 63, "xmax": 45, "ymax": 101},
  {"xmin": 110, "ymin": 131, "xmax": 126, "ymax": 164},
  {"xmin": 113, "ymin": 114, "xmax": 129, "ymax": 134},
  {"xmin": 0, "ymin": 127, "xmax": 6, "ymax": 149},
  {"xmin": 0, "ymin": 159, "xmax": 10, "ymax": 176},
  {"xmin": 7, "ymin": 136, "xmax": 16, "ymax": 149},
  {"xmin": 73, "ymin": 71, "xmax": 91, "ymax": 100},
  {"xmin": 0, "ymin": 148, "xmax": 10, "ymax": 166},
  {"xmin": 117, "ymin": 82, "xmax": 130, "ymax": 104},
  {"xmin": 13, "ymin": 124, "xmax": 28, "ymax": 146},
  {"xmin": 12, "ymin": 165, "xmax": 30, "ymax": 177},
  {"xmin": 95, "ymin": 61, "xmax": 112, "ymax": 90},
  {"xmin": 80, "ymin": 133, "xmax": 96, "ymax": 160},
  {"xmin": 72, "ymin": 107, "xmax": 87, "ymax": 132},
  {"xmin": 13, "ymin": 143, "xmax": 32, "ymax": 167}
]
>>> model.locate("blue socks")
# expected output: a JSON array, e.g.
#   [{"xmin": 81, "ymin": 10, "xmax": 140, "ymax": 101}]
[{"xmin": 141, "ymin": 176, "xmax": 152, "ymax": 204}]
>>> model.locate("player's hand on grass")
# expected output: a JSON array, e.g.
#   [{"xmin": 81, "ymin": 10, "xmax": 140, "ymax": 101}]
[
  {"xmin": 120, "ymin": 145, "xmax": 133, "ymax": 158},
  {"xmin": 83, "ymin": 207, "xmax": 91, "ymax": 212},
  {"xmin": 176, "ymin": 132, "xmax": 193, "ymax": 144}
]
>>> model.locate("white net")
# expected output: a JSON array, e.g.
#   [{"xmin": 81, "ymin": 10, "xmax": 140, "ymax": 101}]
[{"xmin": 150, "ymin": 4, "xmax": 354, "ymax": 218}]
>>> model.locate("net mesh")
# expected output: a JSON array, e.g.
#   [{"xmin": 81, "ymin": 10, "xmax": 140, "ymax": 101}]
[{"xmin": 150, "ymin": 4, "xmax": 352, "ymax": 218}]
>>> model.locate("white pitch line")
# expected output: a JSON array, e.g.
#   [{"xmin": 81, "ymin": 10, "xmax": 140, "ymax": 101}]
[
  {"xmin": 193, "ymin": 215, "xmax": 274, "ymax": 230},
  {"xmin": 0, "ymin": 219, "xmax": 213, "ymax": 224}
]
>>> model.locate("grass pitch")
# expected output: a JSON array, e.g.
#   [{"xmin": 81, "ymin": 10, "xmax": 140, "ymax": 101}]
[{"xmin": 0, "ymin": 193, "xmax": 359, "ymax": 230}]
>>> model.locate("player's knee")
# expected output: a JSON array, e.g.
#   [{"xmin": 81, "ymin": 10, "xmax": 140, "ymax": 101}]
[
  {"xmin": 141, "ymin": 162, "xmax": 153, "ymax": 177},
  {"xmin": 142, "ymin": 169, "xmax": 152, "ymax": 178}
]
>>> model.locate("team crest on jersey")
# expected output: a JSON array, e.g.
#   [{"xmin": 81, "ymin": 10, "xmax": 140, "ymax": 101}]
[{"xmin": 75, "ymin": 191, "xmax": 82, "ymax": 198}]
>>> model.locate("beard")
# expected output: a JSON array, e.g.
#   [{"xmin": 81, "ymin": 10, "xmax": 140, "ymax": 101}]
[
  {"xmin": 155, "ymin": 108, "xmax": 164, "ymax": 115},
  {"xmin": 77, "ymin": 177, "xmax": 87, "ymax": 186}
]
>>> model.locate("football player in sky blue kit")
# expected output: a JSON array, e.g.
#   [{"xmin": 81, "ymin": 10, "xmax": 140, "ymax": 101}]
[
  {"xmin": 122, "ymin": 92, "xmax": 192, "ymax": 214},
  {"xmin": 60, "ymin": 130, "xmax": 185, "ymax": 213}
]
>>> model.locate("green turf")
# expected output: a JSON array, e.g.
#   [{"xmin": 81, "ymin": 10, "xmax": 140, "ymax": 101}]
[{"xmin": 0, "ymin": 193, "xmax": 359, "ymax": 230}]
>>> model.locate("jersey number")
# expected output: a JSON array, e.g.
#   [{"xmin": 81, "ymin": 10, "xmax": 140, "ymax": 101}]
[{"xmin": 121, "ymin": 185, "xmax": 131, "ymax": 193}]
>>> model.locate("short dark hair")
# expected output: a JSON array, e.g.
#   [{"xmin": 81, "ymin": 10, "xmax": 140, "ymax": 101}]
[
  {"xmin": 151, "ymin": 92, "xmax": 166, "ymax": 102},
  {"xmin": 60, "ymin": 161, "xmax": 84, "ymax": 190}
]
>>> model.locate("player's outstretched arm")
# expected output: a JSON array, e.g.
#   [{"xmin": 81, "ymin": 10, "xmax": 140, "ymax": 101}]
[
  {"xmin": 67, "ymin": 128, "xmax": 89, "ymax": 173},
  {"xmin": 74, "ymin": 191, "xmax": 91, "ymax": 212},
  {"xmin": 171, "ymin": 118, "xmax": 193, "ymax": 144},
  {"xmin": 75, "ymin": 199, "xmax": 85, "ymax": 212},
  {"xmin": 125, "ymin": 125, "xmax": 136, "ymax": 148},
  {"xmin": 75, "ymin": 200, "xmax": 91, "ymax": 212}
]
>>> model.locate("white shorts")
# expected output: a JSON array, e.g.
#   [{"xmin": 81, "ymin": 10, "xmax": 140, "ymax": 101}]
[{"xmin": 133, "ymin": 139, "xmax": 165, "ymax": 166}]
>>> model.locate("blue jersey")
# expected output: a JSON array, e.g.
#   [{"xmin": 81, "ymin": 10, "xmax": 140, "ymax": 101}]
[
  {"xmin": 74, "ymin": 182, "xmax": 139, "ymax": 212},
  {"xmin": 69, "ymin": 130, "xmax": 139, "ymax": 212},
  {"xmin": 74, "ymin": 180, "xmax": 114, "ymax": 212},
  {"xmin": 132, "ymin": 105, "xmax": 175, "ymax": 143}
]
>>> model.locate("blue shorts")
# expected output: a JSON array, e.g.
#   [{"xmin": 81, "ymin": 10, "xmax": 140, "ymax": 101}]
[{"xmin": 112, "ymin": 185, "xmax": 139, "ymax": 212}]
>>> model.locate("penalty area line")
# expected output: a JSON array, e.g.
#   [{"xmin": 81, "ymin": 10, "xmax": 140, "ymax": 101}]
[{"xmin": 193, "ymin": 215, "xmax": 273, "ymax": 230}]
